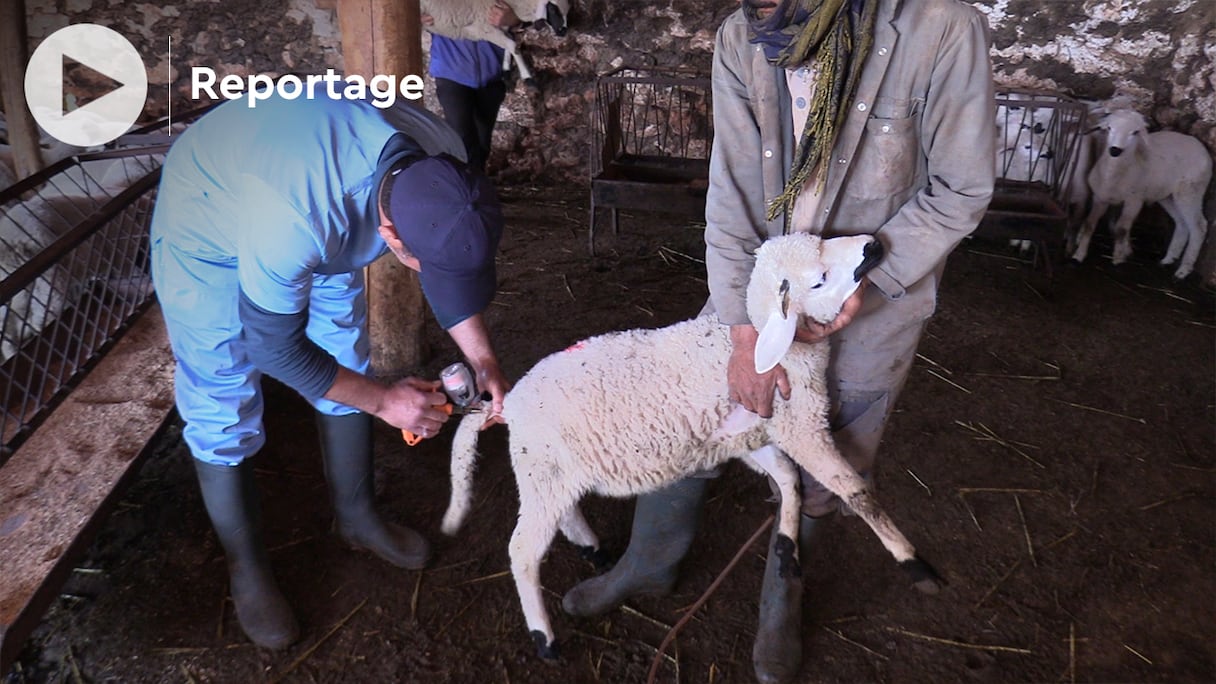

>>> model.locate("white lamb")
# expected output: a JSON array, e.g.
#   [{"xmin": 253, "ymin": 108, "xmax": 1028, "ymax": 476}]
[
  {"xmin": 995, "ymin": 93, "xmax": 1055, "ymax": 185},
  {"xmin": 440, "ymin": 233, "xmax": 943, "ymax": 659},
  {"xmin": 0, "ymin": 194, "xmax": 96, "ymax": 363},
  {"xmin": 1070, "ymin": 109, "xmax": 1213, "ymax": 279},
  {"xmin": 421, "ymin": 0, "xmax": 570, "ymax": 85}
]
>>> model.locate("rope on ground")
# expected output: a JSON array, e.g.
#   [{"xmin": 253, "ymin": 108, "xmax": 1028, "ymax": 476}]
[{"xmin": 646, "ymin": 513, "xmax": 774, "ymax": 684}]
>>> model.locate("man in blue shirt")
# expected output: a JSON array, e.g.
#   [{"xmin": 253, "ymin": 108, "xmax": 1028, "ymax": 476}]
[
  {"xmin": 425, "ymin": 1, "xmax": 522, "ymax": 172},
  {"xmin": 150, "ymin": 93, "xmax": 508, "ymax": 649}
]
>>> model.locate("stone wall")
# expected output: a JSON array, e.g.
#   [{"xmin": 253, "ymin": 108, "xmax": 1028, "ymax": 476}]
[
  {"xmin": 18, "ymin": 0, "xmax": 1213, "ymax": 177},
  {"xmin": 13, "ymin": 0, "xmax": 1216, "ymax": 278}
]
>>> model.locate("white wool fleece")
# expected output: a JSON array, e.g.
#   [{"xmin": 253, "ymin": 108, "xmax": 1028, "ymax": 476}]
[{"xmin": 498, "ymin": 315, "xmax": 833, "ymax": 500}]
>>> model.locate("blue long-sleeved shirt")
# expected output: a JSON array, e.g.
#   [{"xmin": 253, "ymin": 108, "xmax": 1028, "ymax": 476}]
[{"xmin": 150, "ymin": 95, "xmax": 467, "ymax": 400}]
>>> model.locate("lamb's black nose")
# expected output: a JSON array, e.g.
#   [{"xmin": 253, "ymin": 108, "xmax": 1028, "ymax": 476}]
[
  {"xmin": 1109, "ymin": 146, "xmax": 1123, "ymax": 157},
  {"xmin": 855, "ymin": 239, "xmax": 885, "ymax": 281}
]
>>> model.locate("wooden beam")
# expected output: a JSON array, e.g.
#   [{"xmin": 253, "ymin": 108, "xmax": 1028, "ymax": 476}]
[
  {"xmin": 337, "ymin": 0, "xmax": 428, "ymax": 378},
  {"xmin": 0, "ymin": 304, "xmax": 177, "ymax": 675},
  {"xmin": 0, "ymin": 0, "xmax": 45, "ymax": 178}
]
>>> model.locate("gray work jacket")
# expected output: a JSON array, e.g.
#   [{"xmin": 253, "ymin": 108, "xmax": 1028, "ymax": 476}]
[{"xmin": 704, "ymin": 0, "xmax": 996, "ymax": 326}]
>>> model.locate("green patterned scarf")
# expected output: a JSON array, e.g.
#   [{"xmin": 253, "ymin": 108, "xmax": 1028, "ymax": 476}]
[{"xmin": 744, "ymin": 0, "xmax": 878, "ymax": 226}]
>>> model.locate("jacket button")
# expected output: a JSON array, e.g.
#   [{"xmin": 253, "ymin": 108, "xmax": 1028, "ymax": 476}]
[
  {"xmin": 857, "ymin": 102, "xmax": 868, "ymax": 112},
  {"xmin": 764, "ymin": 149, "xmax": 773, "ymax": 158},
  {"xmin": 878, "ymin": 47, "xmax": 889, "ymax": 56},
  {"xmin": 837, "ymin": 158, "xmax": 847, "ymax": 164}
]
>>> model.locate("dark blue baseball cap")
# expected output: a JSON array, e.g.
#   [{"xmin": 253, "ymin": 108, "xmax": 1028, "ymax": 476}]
[{"xmin": 387, "ymin": 155, "xmax": 503, "ymax": 329}]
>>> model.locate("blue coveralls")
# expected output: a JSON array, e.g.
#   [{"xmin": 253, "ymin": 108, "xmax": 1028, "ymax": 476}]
[{"xmin": 149, "ymin": 95, "xmax": 466, "ymax": 466}]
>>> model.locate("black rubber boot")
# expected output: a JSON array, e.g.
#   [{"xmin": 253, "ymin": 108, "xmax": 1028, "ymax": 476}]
[
  {"xmin": 194, "ymin": 460, "xmax": 299, "ymax": 650},
  {"xmin": 316, "ymin": 411, "xmax": 431, "ymax": 569},
  {"xmin": 753, "ymin": 514, "xmax": 822, "ymax": 684},
  {"xmin": 562, "ymin": 477, "xmax": 708, "ymax": 617}
]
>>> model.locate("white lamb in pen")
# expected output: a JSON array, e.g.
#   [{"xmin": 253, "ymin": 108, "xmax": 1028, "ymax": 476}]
[
  {"xmin": 440, "ymin": 233, "xmax": 944, "ymax": 658},
  {"xmin": 0, "ymin": 194, "xmax": 96, "ymax": 363},
  {"xmin": 421, "ymin": 0, "xmax": 570, "ymax": 84},
  {"xmin": 1070, "ymin": 109, "xmax": 1213, "ymax": 279}
]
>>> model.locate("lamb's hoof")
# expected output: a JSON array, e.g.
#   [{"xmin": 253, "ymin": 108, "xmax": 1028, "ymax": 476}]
[
  {"xmin": 900, "ymin": 555, "xmax": 945, "ymax": 595},
  {"xmin": 531, "ymin": 631, "xmax": 560, "ymax": 660},
  {"xmin": 774, "ymin": 534, "xmax": 801, "ymax": 579},
  {"xmin": 578, "ymin": 545, "xmax": 616, "ymax": 573},
  {"xmin": 1173, "ymin": 268, "xmax": 1192, "ymax": 280}
]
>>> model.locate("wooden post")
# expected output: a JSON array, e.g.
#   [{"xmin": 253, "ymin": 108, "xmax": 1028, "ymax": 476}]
[
  {"xmin": 336, "ymin": 0, "xmax": 427, "ymax": 378},
  {"xmin": 0, "ymin": 0, "xmax": 45, "ymax": 178}
]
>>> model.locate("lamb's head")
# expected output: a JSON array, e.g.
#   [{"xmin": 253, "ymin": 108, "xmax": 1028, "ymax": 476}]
[
  {"xmin": 746, "ymin": 233, "xmax": 883, "ymax": 373},
  {"xmin": 528, "ymin": 0, "xmax": 570, "ymax": 36},
  {"xmin": 1097, "ymin": 109, "xmax": 1147, "ymax": 159}
]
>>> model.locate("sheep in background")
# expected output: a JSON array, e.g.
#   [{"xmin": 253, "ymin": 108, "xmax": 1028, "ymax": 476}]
[
  {"xmin": 995, "ymin": 92, "xmax": 1055, "ymax": 185},
  {"xmin": 0, "ymin": 194, "xmax": 97, "ymax": 363},
  {"xmin": 1071, "ymin": 109, "xmax": 1213, "ymax": 279},
  {"xmin": 441, "ymin": 233, "xmax": 943, "ymax": 658},
  {"xmin": 0, "ymin": 152, "xmax": 158, "ymax": 363},
  {"xmin": 0, "ymin": 111, "xmax": 97, "ymax": 188},
  {"xmin": 421, "ymin": 0, "xmax": 570, "ymax": 85}
]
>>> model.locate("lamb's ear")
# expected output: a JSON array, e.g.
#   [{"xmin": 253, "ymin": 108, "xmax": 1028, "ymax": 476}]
[{"xmin": 755, "ymin": 310, "xmax": 797, "ymax": 374}]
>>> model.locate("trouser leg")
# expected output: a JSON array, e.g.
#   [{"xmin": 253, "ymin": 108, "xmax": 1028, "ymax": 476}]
[
  {"xmin": 316, "ymin": 411, "xmax": 431, "ymax": 569},
  {"xmin": 436, "ymin": 78, "xmax": 488, "ymax": 173},
  {"xmin": 561, "ymin": 477, "xmax": 709, "ymax": 617},
  {"xmin": 753, "ymin": 514, "xmax": 822, "ymax": 684},
  {"xmin": 471, "ymin": 79, "xmax": 506, "ymax": 173},
  {"xmin": 194, "ymin": 459, "xmax": 299, "ymax": 649}
]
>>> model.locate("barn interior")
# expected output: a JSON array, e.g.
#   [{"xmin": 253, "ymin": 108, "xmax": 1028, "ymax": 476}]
[{"xmin": 1, "ymin": 1, "xmax": 1214, "ymax": 682}]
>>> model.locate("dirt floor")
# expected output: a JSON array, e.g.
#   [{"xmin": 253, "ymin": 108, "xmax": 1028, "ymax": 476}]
[{"xmin": 7, "ymin": 186, "xmax": 1215, "ymax": 684}]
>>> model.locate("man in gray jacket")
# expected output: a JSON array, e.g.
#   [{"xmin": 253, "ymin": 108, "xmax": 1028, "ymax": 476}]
[{"xmin": 562, "ymin": 1, "xmax": 995, "ymax": 682}]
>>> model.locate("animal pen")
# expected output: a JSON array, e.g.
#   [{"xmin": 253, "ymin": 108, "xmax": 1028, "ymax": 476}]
[
  {"xmin": 588, "ymin": 66, "xmax": 713, "ymax": 254},
  {"xmin": 0, "ymin": 108, "xmax": 212, "ymax": 673},
  {"xmin": 975, "ymin": 88, "xmax": 1089, "ymax": 273}
]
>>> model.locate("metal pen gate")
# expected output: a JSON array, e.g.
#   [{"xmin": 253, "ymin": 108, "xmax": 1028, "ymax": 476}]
[
  {"xmin": 0, "ymin": 149, "xmax": 168, "ymax": 463},
  {"xmin": 975, "ymin": 88, "xmax": 1090, "ymax": 273},
  {"xmin": 589, "ymin": 66, "xmax": 714, "ymax": 254},
  {"xmin": 0, "ymin": 105, "xmax": 216, "ymax": 463}
]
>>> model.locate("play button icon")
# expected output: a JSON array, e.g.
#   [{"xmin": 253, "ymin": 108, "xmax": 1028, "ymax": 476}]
[{"xmin": 24, "ymin": 24, "xmax": 147, "ymax": 148}]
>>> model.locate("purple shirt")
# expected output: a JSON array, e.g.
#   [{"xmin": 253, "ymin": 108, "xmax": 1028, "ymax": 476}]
[{"xmin": 429, "ymin": 35, "xmax": 506, "ymax": 89}]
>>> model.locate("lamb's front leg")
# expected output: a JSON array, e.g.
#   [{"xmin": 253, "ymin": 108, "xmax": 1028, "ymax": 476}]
[
  {"xmin": 1071, "ymin": 199, "xmax": 1109, "ymax": 263},
  {"xmin": 1110, "ymin": 198, "xmax": 1144, "ymax": 265},
  {"xmin": 465, "ymin": 24, "xmax": 533, "ymax": 83},
  {"xmin": 785, "ymin": 435, "xmax": 944, "ymax": 594},
  {"xmin": 743, "ymin": 444, "xmax": 803, "ymax": 578}
]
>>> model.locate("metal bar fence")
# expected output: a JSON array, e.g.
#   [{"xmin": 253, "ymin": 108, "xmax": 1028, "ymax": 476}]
[{"xmin": 0, "ymin": 150, "xmax": 166, "ymax": 463}]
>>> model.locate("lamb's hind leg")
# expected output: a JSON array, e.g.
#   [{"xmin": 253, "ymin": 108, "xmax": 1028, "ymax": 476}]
[
  {"xmin": 509, "ymin": 495, "xmax": 564, "ymax": 658},
  {"xmin": 1158, "ymin": 196, "xmax": 1189, "ymax": 267},
  {"xmin": 559, "ymin": 505, "xmax": 612, "ymax": 571},
  {"xmin": 1167, "ymin": 189, "xmax": 1208, "ymax": 279},
  {"xmin": 788, "ymin": 437, "xmax": 944, "ymax": 594},
  {"xmin": 743, "ymin": 444, "xmax": 803, "ymax": 578}
]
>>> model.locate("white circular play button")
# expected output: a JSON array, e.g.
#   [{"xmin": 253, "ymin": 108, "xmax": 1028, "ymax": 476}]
[{"xmin": 24, "ymin": 23, "xmax": 148, "ymax": 148}]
